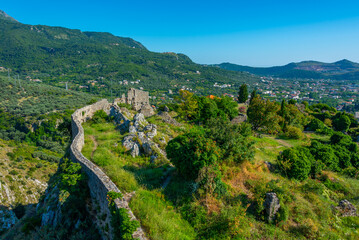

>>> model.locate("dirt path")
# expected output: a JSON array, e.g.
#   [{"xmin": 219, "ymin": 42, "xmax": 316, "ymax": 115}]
[
  {"xmin": 275, "ymin": 138, "xmax": 293, "ymax": 148},
  {"xmin": 89, "ymin": 135, "xmax": 98, "ymax": 160}
]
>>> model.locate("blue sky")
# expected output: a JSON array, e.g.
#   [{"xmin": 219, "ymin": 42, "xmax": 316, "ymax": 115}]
[{"xmin": 2, "ymin": 0, "xmax": 359, "ymax": 66}]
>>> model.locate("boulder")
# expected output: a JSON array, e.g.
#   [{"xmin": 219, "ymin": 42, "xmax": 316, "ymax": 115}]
[
  {"xmin": 264, "ymin": 192, "xmax": 280, "ymax": 223},
  {"xmin": 133, "ymin": 113, "xmax": 148, "ymax": 130},
  {"xmin": 336, "ymin": 199, "xmax": 357, "ymax": 217},
  {"xmin": 123, "ymin": 134, "xmax": 136, "ymax": 150},
  {"xmin": 129, "ymin": 125, "xmax": 137, "ymax": 133},
  {"xmin": 140, "ymin": 104, "xmax": 155, "ymax": 117},
  {"xmin": 144, "ymin": 124, "xmax": 157, "ymax": 138},
  {"xmin": 131, "ymin": 143, "xmax": 140, "ymax": 158},
  {"xmin": 163, "ymin": 106, "xmax": 170, "ymax": 112},
  {"xmin": 142, "ymin": 142, "xmax": 153, "ymax": 156}
]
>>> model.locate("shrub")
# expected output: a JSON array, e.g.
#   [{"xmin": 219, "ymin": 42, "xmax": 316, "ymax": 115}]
[
  {"xmin": 310, "ymin": 141, "xmax": 339, "ymax": 172},
  {"xmin": 92, "ymin": 110, "xmax": 109, "ymax": 123},
  {"xmin": 333, "ymin": 114, "xmax": 351, "ymax": 132},
  {"xmin": 277, "ymin": 147, "xmax": 313, "ymax": 181},
  {"xmin": 166, "ymin": 129, "xmax": 221, "ymax": 181},
  {"xmin": 284, "ymin": 126, "xmax": 304, "ymax": 139}
]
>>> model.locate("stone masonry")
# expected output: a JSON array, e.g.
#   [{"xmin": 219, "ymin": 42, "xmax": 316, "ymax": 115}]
[
  {"xmin": 70, "ymin": 99, "xmax": 147, "ymax": 240},
  {"xmin": 114, "ymin": 88, "xmax": 154, "ymax": 116}
]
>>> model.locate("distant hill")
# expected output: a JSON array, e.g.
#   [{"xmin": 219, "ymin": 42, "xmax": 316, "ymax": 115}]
[
  {"xmin": 215, "ymin": 59, "xmax": 359, "ymax": 80},
  {"xmin": 0, "ymin": 10, "xmax": 256, "ymax": 97},
  {"xmin": 0, "ymin": 10, "xmax": 18, "ymax": 23}
]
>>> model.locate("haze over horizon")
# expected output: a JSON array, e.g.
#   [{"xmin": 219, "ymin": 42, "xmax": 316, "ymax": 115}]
[{"xmin": 2, "ymin": 0, "xmax": 359, "ymax": 67}]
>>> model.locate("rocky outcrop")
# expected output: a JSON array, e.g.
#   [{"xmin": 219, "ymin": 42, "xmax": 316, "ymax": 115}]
[
  {"xmin": 264, "ymin": 192, "xmax": 280, "ymax": 223},
  {"xmin": 70, "ymin": 99, "xmax": 146, "ymax": 240},
  {"xmin": 336, "ymin": 200, "xmax": 357, "ymax": 217},
  {"xmin": 0, "ymin": 207, "xmax": 18, "ymax": 232},
  {"xmin": 121, "ymin": 113, "xmax": 159, "ymax": 159}
]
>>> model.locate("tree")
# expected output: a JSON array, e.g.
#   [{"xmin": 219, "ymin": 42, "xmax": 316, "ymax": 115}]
[
  {"xmin": 176, "ymin": 90, "xmax": 198, "ymax": 121},
  {"xmin": 333, "ymin": 114, "xmax": 351, "ymax": 132},
  {"xmin": 166, "ymin": 129, "xmax": 221, "ymax": 180},
  {"xmin": 250, "ymin": 89, "xmax": 257, "ymax": 103},
  {"xmin": 247, "ymin": 96, "xmax": 281, "ymax": 134},
  {"xmin": 205, "ymin": 118, "xmax": 255, "ymax": 163},
  {"xmin": 238, "ymin": 84, "xmax": 248, "ymax": 103}
]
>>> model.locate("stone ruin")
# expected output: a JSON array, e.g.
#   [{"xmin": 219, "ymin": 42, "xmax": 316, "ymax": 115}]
[{"xmin": 114, "ymin": 88, "xmax": 154, "ymax": 117}]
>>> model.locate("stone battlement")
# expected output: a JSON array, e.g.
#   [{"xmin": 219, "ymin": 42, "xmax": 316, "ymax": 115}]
[{"xmin": 70, "ymin": 99, "xmax": 147, "ymax": 240}]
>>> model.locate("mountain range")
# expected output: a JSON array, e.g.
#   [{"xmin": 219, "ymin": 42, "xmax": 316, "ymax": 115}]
[
  {"xmin": 215, "ymin": 59, "xmax": 359, "ymax": 80},
  {"xmin": 0, "ymin": 10, "xmax": 254, "ymax": 97}
]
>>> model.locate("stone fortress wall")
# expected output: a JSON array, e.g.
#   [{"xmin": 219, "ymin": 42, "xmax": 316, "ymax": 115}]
[{"xmin": 70, "ymin": 98, "xmax": 147, "ymax": 240}]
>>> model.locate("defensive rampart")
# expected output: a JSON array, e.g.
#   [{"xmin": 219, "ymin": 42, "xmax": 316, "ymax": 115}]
[{"xmin": 70, "ymin": 99, "xmax": 146, "ymax": 240}]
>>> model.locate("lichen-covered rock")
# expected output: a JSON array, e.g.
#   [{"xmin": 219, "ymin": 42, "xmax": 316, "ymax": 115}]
[
  {"xmin": 336, "ymin": 199, "xmax": 357, "ymax": 217},
  {"xmin": 0, "ymin": 207, "xmax": 18, "ymax": 232},
  {"xmin": 133, "ymin": 113, "xmax": 148, "ymax": 131},
  {"xmin": 144, "ymin": 124, "xmax": 157, "ymax": 138},
  {"xmin": 264, "ymin": 192, "xmax": 280, "ymax": 223},
  {"xmin": 123, "ymin": 134, "xmax": 136, "ymax": 150},
  {"xmin": 142, "ymin": 142, "xmax": 153, "ymax": 156},
  {"xmin": 129, "ymin": 125, "xmax": 137, "ymax": 133},
  {"xmin": 131, "ymin": 143, "xmax": 140, "ymax": 157}
]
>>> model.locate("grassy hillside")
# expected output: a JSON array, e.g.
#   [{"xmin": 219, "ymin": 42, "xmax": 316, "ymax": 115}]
[{"xmin": 80, "ymin": 104, "xmax": 359, "ymax": 239}]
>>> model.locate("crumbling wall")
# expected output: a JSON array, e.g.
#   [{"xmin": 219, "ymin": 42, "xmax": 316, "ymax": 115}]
[
  {"xmin": 70, "ymin": 99, "xmax": 146, "ymax": 240},
  {"xmin": 114, "ymin": 88, "xmax": 152, "ymax": 114}
]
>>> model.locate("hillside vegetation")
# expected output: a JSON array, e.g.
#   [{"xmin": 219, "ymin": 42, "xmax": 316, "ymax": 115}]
[
  {"xmin": 0, "ymin": 15, "xmax": 257, "ymax": 98},
  {"xmin": 80, "ymin": 91, "xmax": 359, "ymax": 239}
]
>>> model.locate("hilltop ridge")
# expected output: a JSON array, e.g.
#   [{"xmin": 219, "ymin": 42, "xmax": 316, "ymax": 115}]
[
  {"xmin": 215, "ymin": 59, "xmax": 359, "ymax": 80},
  {"xmin": 0, "ymin": 10, "xmax": 18, "ymax": 23}
]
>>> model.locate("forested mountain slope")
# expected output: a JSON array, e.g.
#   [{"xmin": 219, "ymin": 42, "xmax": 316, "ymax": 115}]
[
  {"xmin": 215, "ymin": 59, "xmax": 359, "ymax": 80},
  {"xmin": 0, "ymin": 11, "xmax": 257, "ymax": 97}
]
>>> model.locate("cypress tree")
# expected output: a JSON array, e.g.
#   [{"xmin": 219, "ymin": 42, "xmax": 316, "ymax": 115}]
[{"xmin": 238, "ymin": 84, "xmax": 248, "ymax": 103}]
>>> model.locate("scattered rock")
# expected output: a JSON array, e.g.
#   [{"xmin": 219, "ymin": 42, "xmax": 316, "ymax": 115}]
[
  {"xmin": 336, "ymin": 199, "xmax": 357, "ymax": 217},
  {"xmin": 264, "ymin": 192, "xmax": 280, "ymax": 223}
]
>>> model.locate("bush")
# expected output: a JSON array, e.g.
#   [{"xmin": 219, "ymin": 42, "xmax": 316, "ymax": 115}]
[
  {"xmin": 284, "ymin": 126, "xmax": 304, "ymax": 139},
  {"xmin": 310, "ymin": 141, "xmax": 339, "ymax": 172},
  {"xmin": 166, "ymin": 129, "xmax": 221, "ymax": 181},
  {"xmin": 92, "ymin": 110, "xmax": 109, "ymax": 123},
  {"xmin": 277, "ymin": 147, "xmax": 313, "ymax": 181}
]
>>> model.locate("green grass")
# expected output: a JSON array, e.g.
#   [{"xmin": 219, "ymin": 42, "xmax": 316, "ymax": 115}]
[
  {"xmin": 130, "ymin": 189, "xmax": 196, "ymax": 240},
  {"xmin": 82, "ymin": 121, "xmax": 195, "ymax": 239}
]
